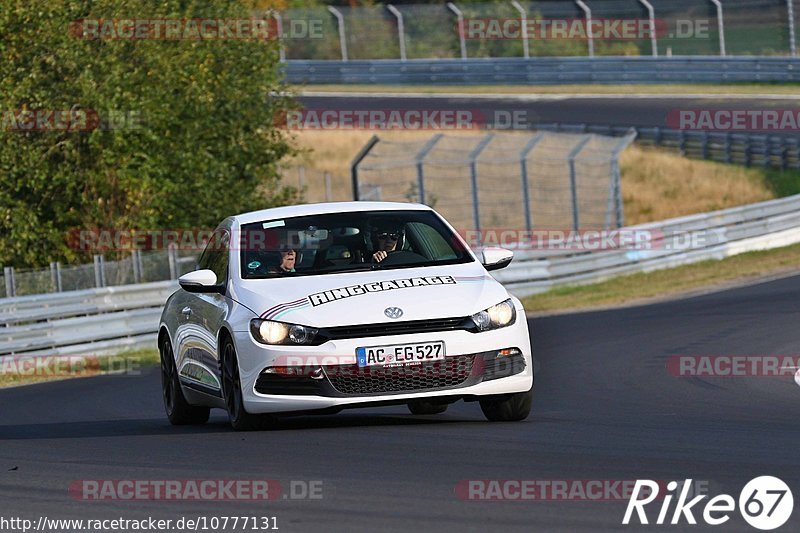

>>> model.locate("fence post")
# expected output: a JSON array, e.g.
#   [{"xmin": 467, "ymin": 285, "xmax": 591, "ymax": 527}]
[
  {"xmin": 414, "ymin": 133, "xmax": 444, "ymax": 205},
  {"xmin": 386, "ymin": 5, "xmax": 407, "ymax": 61},
  {"xmin": 298, "ymin": 165, "xmax": 306, "ymax": 192},
  {"xmin": 93, "ymin": 255, "xmax": 105, "ymax": 288},
  {"xmin": 575, "ymin": 1, "xmax": 594, "ymax": 57},
  {"xmin": 327, "ymin": 6, "xmax": 348, "ymax": 61},
  {"xmin": 567, "ymin": 135, "xmax": 593, "ymax": 231},
  {"xmin": 520, "ymin": 133, "xmax": 545, "ymax": 233},
  {"xmin": 324, "ymin": 171, "xmax": 333, "ymax": 202},
  {"xmin": 168, "ymin": 244, "xmax": 178, "ymax": 280},
  {"xmin": 350, "ymin": 135, "xmax": 381, "ymax": 200},
  {"xmin": 3, "ymin": 266, "xmax": 15, "ymax": 298},
  {"xmin": 638, "ymin": 0, "xmax": 658, "ymax": 56},
  {"xmin": 132, "ymin": 249, "xmax": 141, "ymax": 284},
  {"xmin": 511, "ymin": 1, "xmax": 530, "ymax": 58},
  {"xmin": 608, "ymin": 130, "xmax": 638, "ymax": 229},
  {"xmin": 49, "ymin": 262, "xmax": 59, "ymax": 293},
  {"xmin": 709, "ymin": 0, "xmax": 726, "ymax": 56},
  {"xmin": 789, "ymin": 0, "xmax": 797, "ymax": 56},
  {"xmin": 724, "ymin": 133, "xmax": 732, "ymax": 163},
  {"xmin": 272, "ymin": 12, "xmax": 286, "ymax": 62},
  {"xmin": 447, "ymin": 2, "xmax": 468, "ymax": 59},
  {"xmin": 468, "ymin": 134, "xmax": 495, "ymax": 234}
]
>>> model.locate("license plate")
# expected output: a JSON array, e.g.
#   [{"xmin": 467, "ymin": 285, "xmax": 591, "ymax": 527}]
[{"xmin": 356, "ymin": 341, "xmax": 446, "ymax": 368}]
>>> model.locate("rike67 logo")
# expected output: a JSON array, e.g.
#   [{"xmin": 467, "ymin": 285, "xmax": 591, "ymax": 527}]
[{"xmin": 623, "ymin": 477, "xmax": 793, "ymax": 530}]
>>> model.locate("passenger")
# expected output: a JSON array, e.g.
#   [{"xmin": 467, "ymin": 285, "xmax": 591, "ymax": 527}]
[{"xmin": 270, "ymin": 249, "xmax": 297, "ymax": 273}]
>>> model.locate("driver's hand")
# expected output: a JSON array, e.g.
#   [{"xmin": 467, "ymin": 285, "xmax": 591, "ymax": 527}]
[{"xmin": 372, "ymin": 250, "xmax": 388, "ymax": 263}]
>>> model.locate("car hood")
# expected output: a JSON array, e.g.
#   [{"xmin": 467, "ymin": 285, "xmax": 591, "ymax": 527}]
[{"xmin": 230, "ymin": 262, "xmax": 509, "ymax": 328}]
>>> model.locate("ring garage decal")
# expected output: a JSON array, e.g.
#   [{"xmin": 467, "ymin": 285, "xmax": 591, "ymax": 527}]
[
  {"xmin": 310, "ymin": 275, "xmax": 458, "ymax": 307},
  {"xmin": 260, "ymin": 274, "xmax": 477, "ymax": 318}
]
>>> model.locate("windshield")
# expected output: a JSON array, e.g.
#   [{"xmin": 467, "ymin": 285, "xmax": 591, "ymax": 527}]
[{"xmin": 239, "ymin": 210, "xmax": 473, "ymax": 279}]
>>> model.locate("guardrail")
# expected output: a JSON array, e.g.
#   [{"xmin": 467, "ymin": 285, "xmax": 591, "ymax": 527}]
[
  {"xmin": 3, "ymin": 193, "xmax": 800, "ymax": 356},
  {"xmin": 495, "ymin": 194, "xmax": 800, "ymax": 296},
  {"xmin": 284, "ymin": 56, "xmax": 800, "ymax": 85},
  {"xmin": 0, "ymin": 281, "xmax": 176, "ymax": 357}
]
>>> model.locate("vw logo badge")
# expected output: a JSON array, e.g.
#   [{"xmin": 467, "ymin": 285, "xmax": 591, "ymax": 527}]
[{"xmin": 384, "ymin": 307, "xmax": 403, "ymax": 319}]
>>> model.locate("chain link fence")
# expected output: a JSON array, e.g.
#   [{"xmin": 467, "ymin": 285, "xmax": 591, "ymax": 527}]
[
  {"xmin": 352, "ymin": 130, "xmax": 636, "ymax": 234},
  {"xmin": 2, "ymin": 249, "xmax": 198, "ymax": 299},
  {"xmin": 273, "ymin": 0, "xmax": 799, "ymax": 60}
]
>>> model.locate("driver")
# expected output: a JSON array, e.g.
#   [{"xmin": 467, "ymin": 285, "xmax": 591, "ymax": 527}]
[{"xmin": 371, "ymin": 224, "xmax": 404, "ymax": 263}]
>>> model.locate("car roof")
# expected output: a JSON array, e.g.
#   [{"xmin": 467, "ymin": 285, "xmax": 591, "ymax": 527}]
[{"xmin": 233, "ymin": 201, "xmax": 432, "ymax": 225}]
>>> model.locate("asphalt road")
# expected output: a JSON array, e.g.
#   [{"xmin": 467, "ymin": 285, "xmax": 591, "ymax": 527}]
[
  {"xmin": 2, "ymin": 275, "xmax": 800, "ymax": 532},
  {"xmin": 296, "ymin": 94, "xmax": 800, "ymax": 129}
]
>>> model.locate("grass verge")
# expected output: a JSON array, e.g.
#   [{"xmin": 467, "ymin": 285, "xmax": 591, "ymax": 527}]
[
  {"xmin": 522, "ymin": 242, "xmax": 800, "ymax": 315},
  {"xmin": 295, "ymin": 83, "xmax": 800, "ymax": 96},
  {"xmin": 0, "ymin": 348, "xmax": 159, "ymax": 389}
]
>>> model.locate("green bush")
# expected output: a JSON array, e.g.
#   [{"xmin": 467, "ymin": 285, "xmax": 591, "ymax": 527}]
[{"xmin": 0, "ymin": 0, "xmax": 298, "ymax": 267}]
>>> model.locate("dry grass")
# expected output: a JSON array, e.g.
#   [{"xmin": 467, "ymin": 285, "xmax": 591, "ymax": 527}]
[
  {"xmin": 620, "ymin": 145, "xmax": 774, "ymax": 225},
  {"xmin": 286, "ymin": 130, "xmax": 778, "ymax": 223}
]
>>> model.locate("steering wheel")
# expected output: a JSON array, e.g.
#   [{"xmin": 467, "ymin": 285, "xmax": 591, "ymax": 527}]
[{"xmin": 378, "ymin": 250, "xmax": 427, "ymax": 266}]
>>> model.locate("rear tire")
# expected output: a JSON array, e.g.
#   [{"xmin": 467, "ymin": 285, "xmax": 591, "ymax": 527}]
[
  {"xmin": 407, "ymin": 399, "xmax": 448, "ymax": 415},
  {"xmin": 479, "ymin": 385, "xmax": 533, "ymax": 422},
  {"xmin": 160, "ymin": 337, "xmax": 210, "ymax": 425},
  {"xmin": 221, "ymin": 338, "xmax": 275, "ymax": 431}
]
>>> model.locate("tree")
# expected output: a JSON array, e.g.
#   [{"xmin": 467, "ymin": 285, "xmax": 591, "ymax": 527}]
[{"xmin": 0, "ymin": 0, "xmax": 298, "ymax": 267}]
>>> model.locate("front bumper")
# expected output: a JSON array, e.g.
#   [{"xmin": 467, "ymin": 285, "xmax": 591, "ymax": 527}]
[{"xmin": 233, "ymin": 313, "xmax": 533, "ymax": 414}]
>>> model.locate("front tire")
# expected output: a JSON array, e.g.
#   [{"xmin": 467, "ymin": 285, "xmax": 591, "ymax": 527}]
[
  {"xmin": 479, "ymin": 385, "xmax": 533, "ymax": 422},
  {"xmin": 221, "ymin": 338, "xmax": 274, "ymax": 431},
  {"xmin": 160, "ymin": 337, "xmax": 210, "ymax": 425}
]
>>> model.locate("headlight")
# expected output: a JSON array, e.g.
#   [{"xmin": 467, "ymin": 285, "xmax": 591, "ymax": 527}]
[
  {"xmin": 470, "ymin": 299, "xmax": 516, "ymax": 332},
  {"xmin": 250, "ymin": 319, "xmax": 319, "ymax": 345}
]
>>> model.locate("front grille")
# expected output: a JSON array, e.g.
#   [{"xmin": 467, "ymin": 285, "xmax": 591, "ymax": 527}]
[
  {"xmin": 321, "ymin": 317, "xmax": 473, "ymax": 341},
  {"xmin": 325, "ymin": 354, "xmax": 476, "ymax": 395}
]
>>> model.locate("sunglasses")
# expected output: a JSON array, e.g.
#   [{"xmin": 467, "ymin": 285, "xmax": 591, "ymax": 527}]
[{"xmin": 377, "ymin": 232, "xmax": 400, "ymax": 241}]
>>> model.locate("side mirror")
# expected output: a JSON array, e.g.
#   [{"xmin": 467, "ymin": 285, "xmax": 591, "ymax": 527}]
[
  {"xmin": 179, "ymin": 269, "xmax": 220, "ymax": 293},
  {"xmin": 481, "ymin": 247, "xmax": 514, "ymax": 272}
]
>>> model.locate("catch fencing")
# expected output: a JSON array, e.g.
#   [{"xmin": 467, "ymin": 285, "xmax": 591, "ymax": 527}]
[
  {"xmin": 273, "ymin": 0, "xmax": 800, "ymax": 60},
  {"xmin": 1, "ymin": 248, "xmax": 197, "ymax": 299},
  {"xmin": 351, "ymin": 130, "xmax": 636, "ymax": 233}
]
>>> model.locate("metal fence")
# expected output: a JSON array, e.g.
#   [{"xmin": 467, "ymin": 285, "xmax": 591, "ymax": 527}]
[
  {"xmin": 351, "ymin": 130, "xmax": 636, "ymax": 233},
  {"xmin": 272, "ymin": 0, "xmax": 799, "ymax": 60},
  {"xmin": 2, "ymin": 248, "xmax": 197, "ymax": 299}
]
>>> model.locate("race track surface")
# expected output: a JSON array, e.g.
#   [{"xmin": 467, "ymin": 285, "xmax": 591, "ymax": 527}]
[
  {"xmin": 2, "ymin": 275, "xmax": 800, "ymax": 532},
  {"xmin": 296, "ymin": 94, "xmax": 799, "ymax": 129}
]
